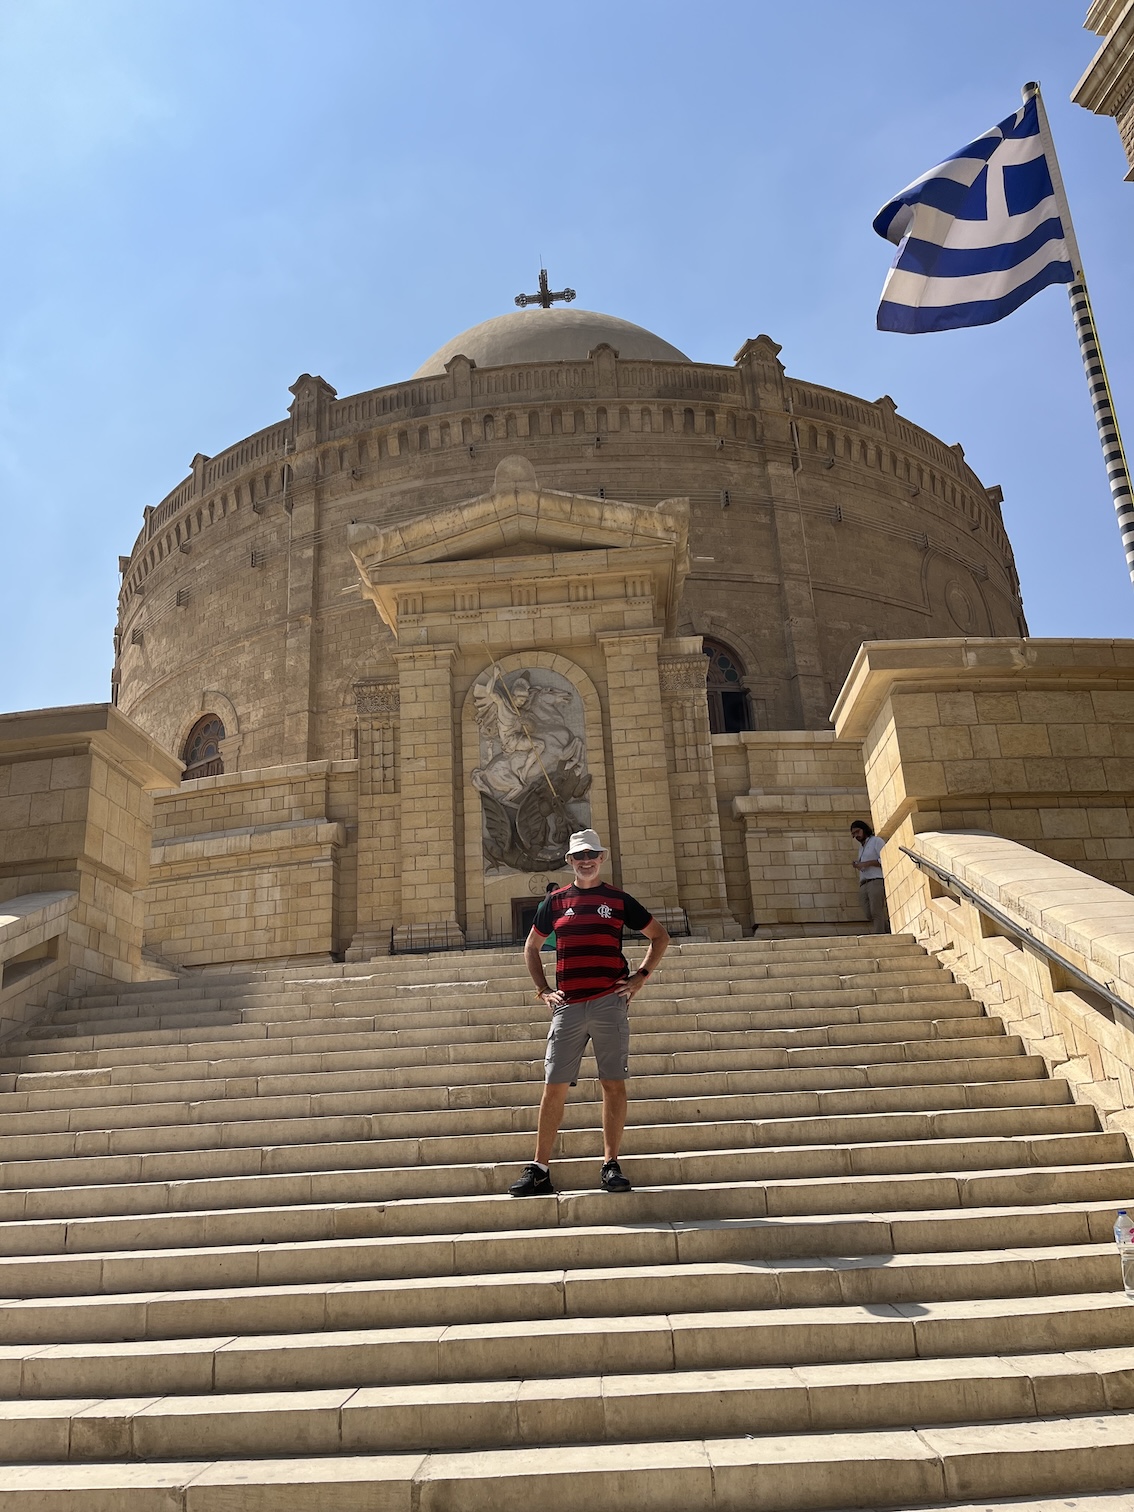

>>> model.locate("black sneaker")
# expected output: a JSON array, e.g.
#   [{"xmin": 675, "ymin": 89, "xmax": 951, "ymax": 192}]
[
  {"xmin": 509, "ymin": 1163, "xmax": 554, "ymax": 1197},
  {"xmin": 601, "ymin": 1159, "xmax": 632, "ymax": 1193}
]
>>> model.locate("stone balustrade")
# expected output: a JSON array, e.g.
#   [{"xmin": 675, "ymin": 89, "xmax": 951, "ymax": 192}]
[
  {"xmin": 895, "ymin": 829, "xmax": 1134, "ymax": 1139},
  {"xmin": 0, "ymin": 891, "xmax": 77, "ymax": 1041}
]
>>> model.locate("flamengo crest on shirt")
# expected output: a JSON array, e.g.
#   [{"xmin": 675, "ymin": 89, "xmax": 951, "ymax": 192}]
[{"xmin": 873, "ymin": 95, "xmax": 1073, "ymax": 334}]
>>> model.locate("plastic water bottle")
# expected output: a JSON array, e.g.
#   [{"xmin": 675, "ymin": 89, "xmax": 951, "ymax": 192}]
[{"xmin": 1115, "ymin": 1210, "xmax": 1134, "ymax": 1301}]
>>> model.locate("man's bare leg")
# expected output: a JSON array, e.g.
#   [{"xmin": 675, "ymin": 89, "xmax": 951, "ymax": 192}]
[
  {"xmin": 534, "ymin": 1081, "xmax": 570, "ymax": 1166},
  {"xmin": 600, "ymin": 1078, "xmax": 627, "ymax": 1164}
]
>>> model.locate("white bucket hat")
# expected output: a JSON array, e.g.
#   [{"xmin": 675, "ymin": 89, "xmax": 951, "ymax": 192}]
[{"xmin": 565, "ymin": 829, "xmax": 604, "ymax": 857}]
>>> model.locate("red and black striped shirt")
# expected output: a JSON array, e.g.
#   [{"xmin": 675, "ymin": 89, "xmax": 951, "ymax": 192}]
[{"xmin": 532, "ymin": 883, "xmax": 652, "ymax": 1004}]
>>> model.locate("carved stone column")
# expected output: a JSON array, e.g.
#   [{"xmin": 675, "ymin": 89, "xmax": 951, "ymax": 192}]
[
  {"xmin": 659, "ymin": 641, "xmax": 741, "ymax": 938},
  {"xmin": 346, "ymin": 678, "xmax": 399, "ymax": 961},
  {"xmin": 391, "ymin": 645, "xmax": 463, "ymax": 948},
  {"xmin": 599, "ymin": 631, "xmax": 680, "ymax": 913}
]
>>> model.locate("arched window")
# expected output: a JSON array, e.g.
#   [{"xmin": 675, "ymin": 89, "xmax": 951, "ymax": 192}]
[
  {"xmin": 703, "ymin": 639, "xmax": 754, "ymax": 734},
  {"xmin": 182, "ymin": 715, "xmax": 225, "ymax": 781}
]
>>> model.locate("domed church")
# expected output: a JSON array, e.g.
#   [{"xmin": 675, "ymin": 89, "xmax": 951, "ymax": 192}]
[{"xmin": 113, "ymin": 284, "xmax": 1027, "ymax": 962}]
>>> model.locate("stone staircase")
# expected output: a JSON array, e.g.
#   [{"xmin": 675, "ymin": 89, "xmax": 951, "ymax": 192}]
[{"xmin": 0, "ymin": 934, "xmax": 1132, "ymax": 1510}]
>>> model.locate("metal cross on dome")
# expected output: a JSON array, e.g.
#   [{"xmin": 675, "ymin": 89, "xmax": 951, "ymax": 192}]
[{"xmin": 514, "ymin": 268, "xmax": 576, "ymax": 309}]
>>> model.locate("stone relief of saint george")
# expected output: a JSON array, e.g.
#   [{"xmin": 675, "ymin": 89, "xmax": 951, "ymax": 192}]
[{"xmin": 471, "ymin": 668, "xmax": 591, "ymax": 873}]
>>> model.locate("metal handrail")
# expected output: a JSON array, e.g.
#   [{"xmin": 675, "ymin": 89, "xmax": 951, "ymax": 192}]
[{"xmin": 900, "ymin": 845, "xmax": 1133, "ymax": 1021}]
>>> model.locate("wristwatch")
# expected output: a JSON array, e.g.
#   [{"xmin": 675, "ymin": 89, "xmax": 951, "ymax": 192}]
[{"xmin": 637, "ymin": 968, "xmax": 650, "ymax": 979}]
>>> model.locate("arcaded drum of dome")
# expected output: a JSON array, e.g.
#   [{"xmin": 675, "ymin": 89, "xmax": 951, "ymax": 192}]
[
  {"xmin": 114, "ymin": 320, "xmax": 1026, "ymax": 776},
  {"xmin": 413, "ymin": 308, "xmax": 691, "ymax": 377}
]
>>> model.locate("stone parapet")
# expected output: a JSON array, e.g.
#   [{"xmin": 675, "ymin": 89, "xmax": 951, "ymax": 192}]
[
  {"xmin": 0, "ymin": 703, "xmax": 181, "ymax": 995},
  {"xmin": 145, "ymin": 760, "xmax": 357, "ymax": 967},
  {"xmin": 716, "ymin": 729, "xmax": 872, "ymax": 931},
  {"xmin": 833, "ymin": 637, "xmax": 1134, "ymax": 890},
  {"xmin": 0, "ymin": 891, "xmax": 77, "ymax": 1041}
]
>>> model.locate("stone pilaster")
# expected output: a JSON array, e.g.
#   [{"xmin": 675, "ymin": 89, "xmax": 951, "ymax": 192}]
[
  {"xmin": 346, "ymin": 679, "xmax": 400, "ymax": 960},
  {"xmin": 282, "ymin": 374, "xmax": 337, "ymax": 764},
  {"xmin": 736, "ymin": 338, "xmax": 827, "ymax": 728},
  {"xmin": 600, "ymin": 632, "xmax": 680, "ymax": 911},
  {"xmin": 391, "ymin": 645, "xmax": 463, "ymax": 947},
  {"xmin": 659, "ymin": 641, "xmax": 741, "ymax": 938},
  {"xmin": 766, "ymin": 437, "xmax": 829, "ymax": 729}
]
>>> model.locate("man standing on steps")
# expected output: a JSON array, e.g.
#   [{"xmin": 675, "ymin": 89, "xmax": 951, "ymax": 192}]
[
  {"xmin": 509, "ymin": 829, "xmax": 670, "ymax": 1198},
  {"xmin": 850, "ymin": 818, "xmax": 889, "ymax": 935}
]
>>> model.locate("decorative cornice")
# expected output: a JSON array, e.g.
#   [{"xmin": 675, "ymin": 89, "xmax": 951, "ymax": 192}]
[
  {"xmin": 353, "ymin": 680, "xmax": 400, "ymax": 718},
  {"xmin": 659, "ymin": 656, "xmax": 709, "ymax": 694}
]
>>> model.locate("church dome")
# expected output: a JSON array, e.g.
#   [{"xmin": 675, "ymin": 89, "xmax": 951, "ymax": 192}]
[{"xmin": 412, "ymin": 307, "xmax": 690, "ymax": 377}]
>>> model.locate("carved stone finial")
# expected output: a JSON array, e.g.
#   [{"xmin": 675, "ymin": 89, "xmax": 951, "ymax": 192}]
[
  {"xmin": 734, "ymin": 335, "xmax": 783, "ymax": 368},
  {"xmin": 494, "ymin": 455, "xmax": 538, "ymax": 493}
]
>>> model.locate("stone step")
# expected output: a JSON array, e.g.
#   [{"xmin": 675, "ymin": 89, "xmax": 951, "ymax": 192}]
[
  {"xmin": 0, "ymin": 1064, "xmax": 1088, "ymax": 1167},
  {"xmin": 0, "ymin": 1056, "xmax": 1061, "ymax": 1191},
  {"xmin": 0, "ymin": 1048, "xmax": 1050, "ymax": 1167},
  {"xmin": 0, "ymin": 1127, "xmax": 1120, "ymax": 1256},
  {"xmin": 14, "ymin": 976, "xmax": 972, "ymax": 1047},
  {"xmin": 6, "ymin": 1343, "xmax": 1134, "ymax": 1464},
  {"xmin": 0, "ymin": 1005, "xmax": 1007, "ymax": 1105},
  {"xmin": 0, "ymin": 1205, "xmax": 1125, "ymax": 1344},
  {"xmin": 4, "ymin": 1414, "xmax": 1134, "ymax": 1512},
  {"xmin": 0, "ymin": 1240, "xmax": 1120, "ymax": 1365},
  {"xmin": 0, "ymin": 1082, "xmax": 1077, "ymax": 1218},
  {"xmin": 37, "ymin": 979, "xmax": 967, "ymax": 1040},
  {"xmin": 0, "ymin": 1076, "xmax": 1076, "ymax": 1143},
  {"xmin": 5, "ymin": 1029, "xmax": 1021, "ymax": 1110},
  {"xmin": 69, "ymin": 936, "xmax": 926, "ymax": 998},
  {"xmin": 2, "ymin": 1008, "xmax": 1007, "ymax": 1090},
  {"xmin": 0, "ymin": 1084, "xmax": 1089, "ymax": 1168},
  {"xmin": 0, "ymin": 1017, "xmax": 1012, "ymax": 1134},
  {"xmin": 0, "ymin": 993, "xmax": 983, "ymax": 1080},
  {"xmin": 2, "ymin": 1291, "xmax": 1133, "ymax": 1404},
  {"xmin": 0, "ymin": 1164, "xmax": 1130, "ymax": 1297},
  {"xmin": 65, "ymin": 951, "xmax": 939, "ymax": 1016},
  {"xmin": 890, "ymin": 1497, "xmax": 1134, "ymax": 1512}
]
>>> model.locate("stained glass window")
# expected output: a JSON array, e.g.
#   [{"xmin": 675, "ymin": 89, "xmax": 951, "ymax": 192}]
[
  {"xmin": 183, "ymin": 715, "xmax": 225, "ymax": 781},
  {"xmin": 702, "ymin": 640, "xmax": 754, "ymax": 734}
]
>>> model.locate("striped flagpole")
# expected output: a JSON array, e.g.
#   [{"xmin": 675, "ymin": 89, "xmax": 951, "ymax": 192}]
[{"xmin": 1026, "ymin": 82, "xmax": 1134, "ymax": 587}]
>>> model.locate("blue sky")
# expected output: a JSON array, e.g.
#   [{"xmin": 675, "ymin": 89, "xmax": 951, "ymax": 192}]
[{"xmin": 0, "ymin": 0, "xmax": 1130, "ymax": 714}]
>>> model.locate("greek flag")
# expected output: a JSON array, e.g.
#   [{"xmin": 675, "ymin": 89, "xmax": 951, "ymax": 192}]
[{"xmin": 873, "ymin": 97, "xmax": 1074, "ymax": 334}]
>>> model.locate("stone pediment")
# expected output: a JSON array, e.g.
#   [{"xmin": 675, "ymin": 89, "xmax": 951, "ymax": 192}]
[
  {"xmin": 347, "ymin": 455, "xmax": 689, "ymax": 570},
  {"xmin": 348, "ymin": 455, "xmax": 690, "ymax": 636}
]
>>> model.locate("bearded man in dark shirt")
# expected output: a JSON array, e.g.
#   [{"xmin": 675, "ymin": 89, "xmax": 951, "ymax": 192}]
[{"xmin": 509, "ymin": 829, "xmax": 670, "ymax": 1197}]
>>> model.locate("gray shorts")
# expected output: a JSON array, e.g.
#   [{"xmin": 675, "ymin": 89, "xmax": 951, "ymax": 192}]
[{"xmin": 544, "ymin": 991, "xmax": 630, "ymax": 1085}]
